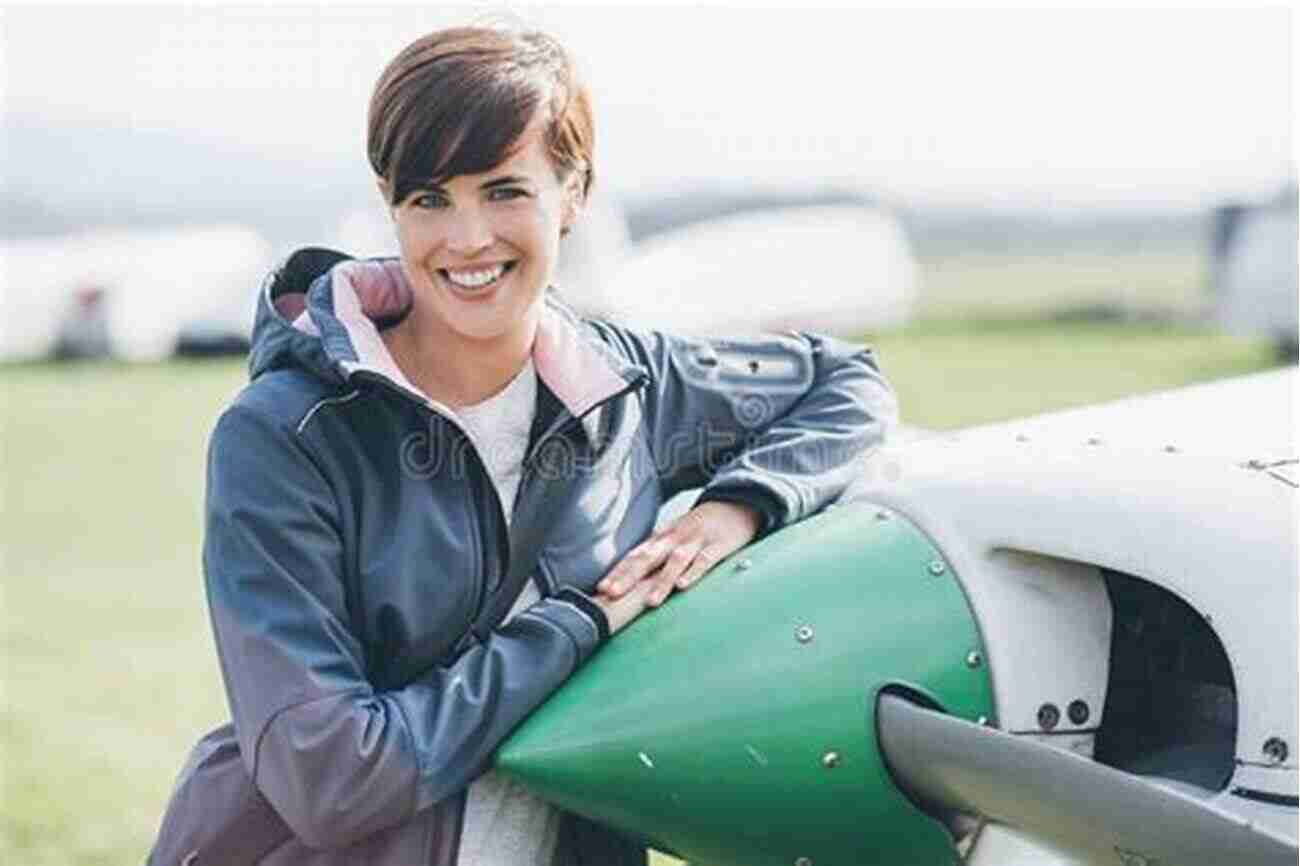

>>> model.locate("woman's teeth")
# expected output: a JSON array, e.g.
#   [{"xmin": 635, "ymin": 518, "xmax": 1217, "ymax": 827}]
[{"xmin": 443, "ymin": 263, "xmax": 510, "ymax": 289}]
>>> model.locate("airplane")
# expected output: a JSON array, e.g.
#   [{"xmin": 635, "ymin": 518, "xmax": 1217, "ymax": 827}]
[
  {"xmin": 496, "ymin": 365, "xmax": 1298, "ymax": 865},
  {"xmin": 566, "ymin": 191, "xmax": 919, "ymax": 339}
]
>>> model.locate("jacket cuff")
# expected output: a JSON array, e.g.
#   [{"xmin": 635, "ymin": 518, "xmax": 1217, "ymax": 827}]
[
  {"xmin": 695, "ymin": 484, "xmax": 786, "ymax": 539},
  {"xmin": 533, "ymin": 589, "xmax": 609, "ymax": 664}
]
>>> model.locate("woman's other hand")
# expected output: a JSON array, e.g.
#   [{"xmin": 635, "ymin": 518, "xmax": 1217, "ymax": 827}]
[
  {"xmin": 592, "ymin": 580, "xmax": 655, "ymax": 635},
  {"xmin": 595, "ymin": 501, "xmax": 762, "ymax": 613}
]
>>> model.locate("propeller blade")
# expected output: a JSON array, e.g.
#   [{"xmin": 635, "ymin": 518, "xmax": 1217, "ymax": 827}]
[{"xmin": 877, "ymin": 694, "xmax": 1297, "ymax": 866}]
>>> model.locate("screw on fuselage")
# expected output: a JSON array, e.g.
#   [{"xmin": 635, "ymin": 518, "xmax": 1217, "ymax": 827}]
[
  {"xmin": 794, "ymin": 858, "xmax": 813, "ymax": 866},
  {"xmin": 795, "ymin": 625, "xmax": 814, "ymax": 644},
  {"xmin": 874, "ymin": 509, "xmax": 890, "ymax": 521},
  {"xmin": 1067, "ymin": 700, "xmax": 1090, "ymax": 725},
  {"xmin": 927, "ymin": 560, "xmax": 946, "ymax": 576},
  {"xmin": 735, "ymin": 558, "xmax": 753, "ymax": 572},
  {"xmin": 821, "ymin": 751, "xmax": 840, "ymax": 769},
  {"xmin": 965, "ymin": 650, "xmax": 982, "ymax": 669},
  {"xmin": 1037, "ymin": 703, "xmax": 1061, "ymax": 731},
  {"xmin": 1086, "ymin": 437, "xmax": 1102, "ymax": 446},
  {"xmin": 1263, "ymin": 737, "xmax": 1289, "ymax": 764}
]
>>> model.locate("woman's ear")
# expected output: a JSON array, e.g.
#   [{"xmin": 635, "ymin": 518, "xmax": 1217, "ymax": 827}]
[{"xmin": 560, "ymin": 170, "xmax": 586, "ymax": 236}]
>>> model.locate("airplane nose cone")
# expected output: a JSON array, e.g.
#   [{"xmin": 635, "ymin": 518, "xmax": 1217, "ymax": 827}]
[{"xmin": 497, "ymin": 504, "xmax": 995, "ymax": 866}]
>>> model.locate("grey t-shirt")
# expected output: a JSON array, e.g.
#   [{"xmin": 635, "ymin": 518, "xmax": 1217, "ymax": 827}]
[{"xmin": 453, "ymin": 358, "xmax": 561, "ymax": 866}]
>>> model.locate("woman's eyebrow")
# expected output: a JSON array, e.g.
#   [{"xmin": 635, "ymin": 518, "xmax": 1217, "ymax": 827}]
[{"xmin": 481, "ymin": 174, "xmax": 530, "ymax": 189}]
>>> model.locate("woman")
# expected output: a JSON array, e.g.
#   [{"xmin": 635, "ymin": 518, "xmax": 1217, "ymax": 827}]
[{"xmin": 153, "ymin": 24, "xmax": 896, "ymax": 866}]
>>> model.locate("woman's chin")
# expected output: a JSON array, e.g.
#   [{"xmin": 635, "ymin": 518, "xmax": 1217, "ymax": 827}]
[{"xmin": 442, "ymin": 307, "xmax": 533, "ymax": 344}]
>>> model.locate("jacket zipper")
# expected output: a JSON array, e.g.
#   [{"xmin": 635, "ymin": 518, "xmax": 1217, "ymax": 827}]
[
  {"xmin": 353, "ymin": 368, "xmax": 648, "ymax": 866},
  {"xmin": 349, "ymin": 371, "xmax": 499, "ymax": 641},
  {"xmin": 506, "ymin": 370, "xmax": 649, "ymax": 597},
  {"xmin": 351, "ymin": 368, "xmax": 648, "ymax": 642}
]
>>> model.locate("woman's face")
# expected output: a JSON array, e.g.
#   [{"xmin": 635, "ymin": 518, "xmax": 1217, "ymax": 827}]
[{"xmin": 387, "ymin": 117, "xmax": 578, "ymax": 345}]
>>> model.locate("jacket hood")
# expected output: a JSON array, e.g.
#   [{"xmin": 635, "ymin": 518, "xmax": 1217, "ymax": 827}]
[
  {"xmin": 249, "ymin": 247, "xmax": 644, "ymax": 419},
  {"xmin": 249, "ymin": 247, "xmax": 354, "ymax": 384}
]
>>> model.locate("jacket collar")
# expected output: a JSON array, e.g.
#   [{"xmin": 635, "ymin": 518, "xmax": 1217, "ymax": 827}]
[{"xmin": 251, "ymin": 249, "xmax": 643, "ymax": 421}]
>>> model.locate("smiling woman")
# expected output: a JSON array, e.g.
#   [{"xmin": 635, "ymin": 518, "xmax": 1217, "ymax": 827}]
[
  {"xmin": 148, "ymin": 23, "xmax": 897, "ymax": 866},
  {"xmin": 368, "ymin": 28, "xmax": 593, "ymax": 406},
  {"xmin": 376, "ymin": 119, "xmax": 578, "ymax": 405}
]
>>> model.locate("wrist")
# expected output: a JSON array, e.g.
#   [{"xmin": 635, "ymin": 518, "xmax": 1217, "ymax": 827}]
[
  {"xmin": 693, "ymin": 499, "xmax": 762, "ymax": 539},
  {"xmin": 555, "ymin": 587, "xmax": 610, "ymax": 642},
  {"xmin": 694, "ymin": 486, "xmax": 782, "ymax": 537}
]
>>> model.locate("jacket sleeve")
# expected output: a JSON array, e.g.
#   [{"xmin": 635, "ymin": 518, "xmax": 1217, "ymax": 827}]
[
  {"xmin": 588, "ymin": 321, "xmax": 899, "ymax": 534},
  {"xmin": 203, "ymin": 404, "xmax": 608, "ymax": 850}
]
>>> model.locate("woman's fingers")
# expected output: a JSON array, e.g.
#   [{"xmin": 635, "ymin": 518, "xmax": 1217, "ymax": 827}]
[
  {"xmin": 594, "ymin": 580, "xmax": 655, "ymax": 635},
  {"xmin": 675, "ymin": 545, "xmax": 721, "ymax": 590},
  {"xmin": 645, "ymin": 541, "xmax": 703, "ymax": 606},
  {"xmin": 597, "ymin": 534, "xmax": 670, "ymax": 597},
  {"xmin": 597, "ymin": 502, "xmax": 760, "ymax": 602},
  {"xmin": 647, "ymin": 543, "xmax": 724, "ymax": 606}
]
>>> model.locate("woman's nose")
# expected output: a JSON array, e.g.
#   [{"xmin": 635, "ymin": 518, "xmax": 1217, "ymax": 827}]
[{"xmin": 445, "ymin": 206, "xmax": 494, "ymax": 255}]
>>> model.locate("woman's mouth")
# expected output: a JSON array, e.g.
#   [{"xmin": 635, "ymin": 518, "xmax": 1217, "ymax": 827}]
[{"xmin": 438, "ymin": 261, "xmax": 517, "ymax": 293}]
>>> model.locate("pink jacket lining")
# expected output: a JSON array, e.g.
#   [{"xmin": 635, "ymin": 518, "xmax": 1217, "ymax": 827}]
[{"xmin": 272, "ymin": 262, "xmax": 629, "ymax": 420}]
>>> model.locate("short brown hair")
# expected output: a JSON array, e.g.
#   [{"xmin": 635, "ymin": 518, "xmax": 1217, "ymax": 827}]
[{"xmin": 368, "ymin": 26, "xmax": 594, "ymax": 207}]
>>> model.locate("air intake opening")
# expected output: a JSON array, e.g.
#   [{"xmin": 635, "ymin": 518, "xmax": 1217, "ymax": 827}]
[{"xmin": 1094, "ymin": 569, "xmax": 1237, "ymax": 791}]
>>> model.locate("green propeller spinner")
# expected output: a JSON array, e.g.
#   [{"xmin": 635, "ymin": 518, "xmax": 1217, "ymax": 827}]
[{"xmin": 498, "ymin": 502, "xmax": 995, "ymax": 866}]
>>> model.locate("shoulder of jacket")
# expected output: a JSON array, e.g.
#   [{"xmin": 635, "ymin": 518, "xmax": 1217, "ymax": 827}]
[
  {"xmin": 226, "ymin": 369, "xmax": 355, "ymax": 437},
  {"xmin": 576, "ymin": 314, "xmax": 660, "ymax": 365}
]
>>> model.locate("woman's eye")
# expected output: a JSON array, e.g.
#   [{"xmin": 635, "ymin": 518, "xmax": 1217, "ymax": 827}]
[
  {"xmin": 489, "ymin": 187, "xmax": 527, "ymax": 202},
  {"xmin": 411, "ymin": 192, "xmax": 449, "ymax": 209}
]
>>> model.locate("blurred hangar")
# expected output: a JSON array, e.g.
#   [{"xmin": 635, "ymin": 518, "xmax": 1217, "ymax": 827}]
[{"xmin": 1209, "ymin": 183, "xmax": 1298, "ymax": 359}]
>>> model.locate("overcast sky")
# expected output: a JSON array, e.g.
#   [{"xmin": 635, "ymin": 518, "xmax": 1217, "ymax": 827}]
[{"xmin": 4, "ymin": 4, "xmax": 1293, "ymax": 209}]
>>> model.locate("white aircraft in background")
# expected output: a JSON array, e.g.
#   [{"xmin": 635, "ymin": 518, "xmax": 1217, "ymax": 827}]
[{"xmin": 1, "ymin": 225, "xmax": 270, "ymax": 361}]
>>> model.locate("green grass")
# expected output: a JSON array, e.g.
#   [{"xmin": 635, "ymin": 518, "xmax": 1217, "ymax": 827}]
[
  {"xmin": 915, "ymin": 248, "xmax": 1208, "ymax": 319},
  {"xmin": 1, "ymin": 314, "xmax": 1280, "ymax": 865},
  {"xmin": 3, "ymin": 361, "xmax": 241, "ymax": 866},
  {"xmin": 872, "ymin": 316, "xmax": 1277, "ymax": 430}
]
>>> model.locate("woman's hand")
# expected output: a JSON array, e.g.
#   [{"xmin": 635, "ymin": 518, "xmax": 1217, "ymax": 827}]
[
  {"xmin": 595, "ymin": 501, "xmax": 763, "ymax": 615},
  {"xmin": 592, "ymin": 580, "xmax": 656, "ymax": 635}
]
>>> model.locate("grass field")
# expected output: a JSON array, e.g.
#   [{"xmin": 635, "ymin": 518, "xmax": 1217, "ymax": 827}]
[
  {"xmin": 1, "ymin": 295, "xmax": 1283, "ymax": 863},
  {"xmin": 915, "ymin": 248, "xmax": 1208, "ymax": 319}
]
